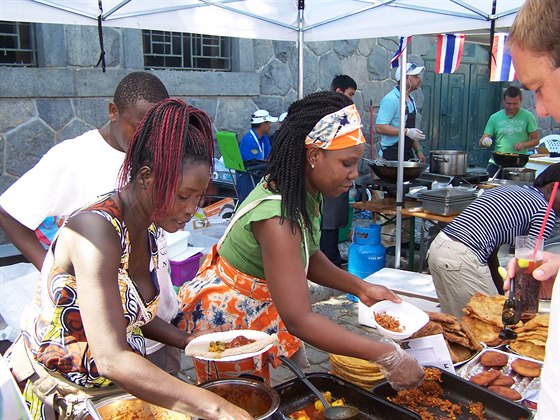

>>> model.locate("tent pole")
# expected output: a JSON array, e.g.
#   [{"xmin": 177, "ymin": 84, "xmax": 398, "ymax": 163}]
[
  {"xmin": 395, "ymin": 42, "xmax": 408, "ymax": 269},
  {"xmin": 298, "ymin": 0, "xmax": 304, "ymax": 99}
]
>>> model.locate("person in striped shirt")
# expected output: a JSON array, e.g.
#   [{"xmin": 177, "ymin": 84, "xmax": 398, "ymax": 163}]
[{"xmin": 427, "ymin": 163, "xmax": 560, "ymax": 319}]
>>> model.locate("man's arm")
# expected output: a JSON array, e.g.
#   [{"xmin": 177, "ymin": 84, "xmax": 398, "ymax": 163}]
[
  {"xmin": 0, "ymin": 206, "xmax": 47, "ymax": 269},
  {"xmin": 375, "ymin": 124, "xmax": 400, "ymax": 136},
  {"xmin": 479, "ymin": 133, "xmax": 493, "ymax": 147},
  {"xmin": 514, "ymin": 130, "xmax": 540, "ymax": 151}
]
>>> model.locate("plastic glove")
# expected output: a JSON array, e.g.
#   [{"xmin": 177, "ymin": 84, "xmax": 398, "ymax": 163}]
[
  {"xmin": 374, "ymin": 340, "xmax": 425, "ymax": 390},
  {"xmin": 406, "ymin": 128, "xmax": 425, "ymax": 141},
  {"xmin": 481, "ymin": 136, "xmax": 493, "ymax": 147}
]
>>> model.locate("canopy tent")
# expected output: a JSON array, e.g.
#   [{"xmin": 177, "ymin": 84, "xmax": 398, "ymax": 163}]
[{"xmin": 1, "ymin": 0, "xmax": 524, "ymax": 268}]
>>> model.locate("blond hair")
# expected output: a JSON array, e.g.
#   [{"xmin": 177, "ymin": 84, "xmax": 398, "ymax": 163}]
[{"xmin": 508, "ymin": 0, "xmax": 560, "ymax": 67}]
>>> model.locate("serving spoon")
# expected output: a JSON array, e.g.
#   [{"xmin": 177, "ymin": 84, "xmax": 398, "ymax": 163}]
[
  {"xmin": 279, "ymin": 355, "xmax": 360, "ymax": 420},
  {"xmin": 498, "ymin": 267, "xmax": 521, "ymax": 341}
]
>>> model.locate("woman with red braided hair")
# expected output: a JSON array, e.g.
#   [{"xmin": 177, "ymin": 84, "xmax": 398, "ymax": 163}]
[
  {"xmin": 7, "ymin": 99, "xmax": 252, "ymax": 420},
  {"xmin": 175, "ymin": 91, "xmax": 424, "ymax": 391}
]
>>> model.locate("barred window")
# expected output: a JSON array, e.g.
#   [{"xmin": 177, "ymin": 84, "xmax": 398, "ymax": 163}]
[
  {"xmin": 143, "ymin": 30, "xmax": 231, "ymax": 71},
  {"xmin": 0, "ymin": 21, "xmax": 36, "ymax": 66}
]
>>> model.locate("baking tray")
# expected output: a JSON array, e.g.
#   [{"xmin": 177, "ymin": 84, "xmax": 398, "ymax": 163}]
[
  {"xmin": 271, "ymin": 372, "xmax": 420, "ymax": 419},
  {"xmin": 372, "ymin": 367, "xmax": 533, "ymax": 419},
  {"xmin": 420, "ymin": 198, "xmax": 474, "ymax": 216},
  {"xmin": 458, "ymin": 348, "xmax": 542, "ymax": 410}
]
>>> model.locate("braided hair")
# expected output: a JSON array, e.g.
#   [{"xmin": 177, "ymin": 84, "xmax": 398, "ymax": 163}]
[
  {"xmin": 266, "ymin": 91, "xmax": 353, "ymax": 230},
  {"xmin": 119, "ymin": 98, "xmax": 214, "ymax": 218}
]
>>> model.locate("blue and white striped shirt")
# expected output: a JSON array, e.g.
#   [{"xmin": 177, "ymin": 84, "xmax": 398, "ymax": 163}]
[{"xmin": 443, "ymin": 185, "xmax": 556, "ymax": 264}]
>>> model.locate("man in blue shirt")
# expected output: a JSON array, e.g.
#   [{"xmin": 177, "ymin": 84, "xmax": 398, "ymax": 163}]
[
  {"xmin": 376, "ymin": 63, "xmax": 426, "ymax": 163},
  {"xmin": 237, "ymin": 109, "xmax": 277, "ymax": 202}
]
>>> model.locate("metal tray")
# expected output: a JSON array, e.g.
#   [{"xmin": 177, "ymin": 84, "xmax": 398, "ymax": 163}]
[
  {"xmin": 458, "ymin": 348, "xmax": 542, "ymax": 410},
  {"xmin": 420, "ymin": 198, "xmax": 474, "ymax": 216},
  {"xmin": 418, "ymin": 187, "xmax": 477, "ymax": 201},
  {"xmin": 372, "ymin": 367, "xmax": 533, "ymax": 419},
  {"xmin": 271, "ymin": 372, "xmax": 420, "ymax": 419}
]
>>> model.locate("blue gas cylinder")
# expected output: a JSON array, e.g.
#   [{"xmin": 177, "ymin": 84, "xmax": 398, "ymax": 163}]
[{"xmin": 347, "ymin": 224, "xmax": 385, "ymax": 302}]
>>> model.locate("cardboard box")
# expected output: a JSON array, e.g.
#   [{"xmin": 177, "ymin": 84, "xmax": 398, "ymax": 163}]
[{"xmin": 202, "ymin": 197, "xmax": 235, "ymax": 219}]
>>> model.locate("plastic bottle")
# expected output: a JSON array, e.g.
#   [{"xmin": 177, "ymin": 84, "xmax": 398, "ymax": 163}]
[{"xmin": 347, "ymin": 224, "xmax": 385, "ymax": 302}]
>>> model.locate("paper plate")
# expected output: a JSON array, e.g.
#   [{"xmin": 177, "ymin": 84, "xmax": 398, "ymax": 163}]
[
  {"xmin": 370, "ymin": 300, "xmax": 429, "ymax": 340},
  {"xmin": 185, "ymin": 329, "xmax": 275, "ymax": 362}
]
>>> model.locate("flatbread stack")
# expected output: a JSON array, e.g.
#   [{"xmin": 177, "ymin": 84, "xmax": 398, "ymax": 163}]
[
  {"xmin": 329, "ymin": 353, "xmax": 384, "ymax": 390},
  {"xmin": 462, "ymin": 293, "xmax": 523, "ymax": 347},
  {"xmin": 510, "ymin": 314, "xmax": 549, "ymax": 361},
  {"xmin": 409, "ymin": 312, "xmax": 484, "ymax": 364}
]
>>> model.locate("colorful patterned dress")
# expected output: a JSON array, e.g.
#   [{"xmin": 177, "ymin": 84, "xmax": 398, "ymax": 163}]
[
  {"xmin": 21, "ymin": 194, "xmax": 161, "ymax": 418},
  {"xmin": 174, "ymin": 182, "xmax": 321, "ymax": 358}
]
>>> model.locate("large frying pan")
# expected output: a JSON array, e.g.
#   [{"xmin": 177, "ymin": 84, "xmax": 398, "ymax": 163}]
[
  {"xmin": 493, "ymin": 152, "xmax": 529, "ymax": 168},
  {"xmin": 365, "ymin": 159, "xmax": 428, "ymax": 183}
]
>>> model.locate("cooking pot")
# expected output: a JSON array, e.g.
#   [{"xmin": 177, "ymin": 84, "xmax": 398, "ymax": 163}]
[
  {"xmin": 429, "ymin": 150, "xmax": 468, "ymax": 176},
  {"xmin": 366, "ymin": 159, "xmax": 428, "ymax": 182},
  {"xmin": 493, "ymin": 152, "xmax": 529, "ymax": 168},
  {"xmin": 503, "ymin": 167, "xmax": 536, "ymax": 183},
  {"xmin": 76, "ymin": 394, "xmax": 188, "ymax": 419},
  {"xmin": 198, "ymin": 377, "xmax": 280, "ymax": 419}
]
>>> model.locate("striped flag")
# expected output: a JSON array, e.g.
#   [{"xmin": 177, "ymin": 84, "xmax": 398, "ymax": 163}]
[
  {"xmin": 490, "ymin": 33, "xmax": 516, "ymax": 82},
  {"xmin": 390, "ymin": 36, "xmax": 411, "ymax": 68},
  {"xmin": 435, "ymin": 34, "xmax": 465, "ymax": 74}
]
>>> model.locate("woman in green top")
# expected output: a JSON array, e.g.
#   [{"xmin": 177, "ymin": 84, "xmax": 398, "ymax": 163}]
[{"xmin": 176, "ymin": 91, "xmax": 424, "ymax": 390}]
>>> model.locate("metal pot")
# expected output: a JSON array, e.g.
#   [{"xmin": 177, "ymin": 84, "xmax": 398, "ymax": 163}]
[
  {"xmin": 198, "ymin": 377, "xmax": 280, "ymax": 419},
  {"xmin": 493, "ymin": 152, "xmax": 529, "ymax": 168},
  {"xmin": 429, "ymin": 150, "xmax": 468, "ymax": 176},
  {"xmin": 503, "ymin": 167, "xmax": 536, "ymax": 182},
  {"xmin": 76, "ymin": 393, "xmax": 188, "ymax": 419},
  {"xmin": 365, "ymin": 159, "xmax": 428, "ymax": 182}
]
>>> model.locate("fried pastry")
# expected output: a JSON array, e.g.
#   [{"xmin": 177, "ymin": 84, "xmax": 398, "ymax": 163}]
[
  {"xmin": 480, "ymin": 351, "xmax": 508, "ymax": 368},
  {"xmin": 511, "ymin": 358, "xmax": 541, "ymax": 377},
  {"xmin": 490, "ymin": 374, "xmax": 515, "ymax": 387},
  {"xmin": 469, "ymin": 370, "xmax": 501, "ymax": 386},
  {"xmin": 488, "ymin": 386, "xmax": 522, "ymax": 401}
]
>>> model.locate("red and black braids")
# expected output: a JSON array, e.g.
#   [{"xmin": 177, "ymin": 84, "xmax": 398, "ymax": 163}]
[{"xmin": 119, "ymin": 98, "xmax": 214, "ymax": 218}]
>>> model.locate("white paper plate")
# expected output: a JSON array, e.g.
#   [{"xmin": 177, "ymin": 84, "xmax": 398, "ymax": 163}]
[{"xmin": 185, "ymin": 329, "xmax": 274, "ymax": 362}]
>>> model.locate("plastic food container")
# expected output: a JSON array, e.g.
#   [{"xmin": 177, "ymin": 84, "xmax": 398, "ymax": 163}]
[{"xmin": 370, "ymin": 300, "xmax": 429, "ymax": 340}]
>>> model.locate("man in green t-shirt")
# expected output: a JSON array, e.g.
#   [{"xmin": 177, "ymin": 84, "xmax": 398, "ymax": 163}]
[{"xmin": 479, "ymin": 86, "xmax": 539, "ymax": 177}]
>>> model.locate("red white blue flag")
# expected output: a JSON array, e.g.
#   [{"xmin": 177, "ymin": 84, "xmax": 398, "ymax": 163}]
[
  {"xmin": 490, "ymin": 33, "xmax": 516, "ymax": 82},
  {"xmin": 435, "ymin": 34, "xmax": 465, "ymax": 74},
  {"xmin": 391, "ymin": 36, "xmax": 411, "ymax": 68}
]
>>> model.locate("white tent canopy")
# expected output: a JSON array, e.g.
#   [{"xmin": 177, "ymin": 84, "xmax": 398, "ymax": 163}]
[{"xmin": 1, "ymin": 0, "xmax": 522, "ymax": 41}]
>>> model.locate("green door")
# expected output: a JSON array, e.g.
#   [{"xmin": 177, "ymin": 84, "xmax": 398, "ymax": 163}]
[{"xmin": 421, "ymin": 43, "xmax": 504, "ymax": 169}]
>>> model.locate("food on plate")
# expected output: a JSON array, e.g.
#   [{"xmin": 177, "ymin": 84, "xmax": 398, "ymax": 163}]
[
  {"xmin": 488, "ymin": 386, "xmax": 522, "ymax": 401},
  {"xmin": 184, "ymin": 332, "xmax": 278, "ymax": 360},
  {"xmin": 490, "ymin": 374, "xmax": 515, "ymax": 387},
  {"xmin": 480, "ymin": 350, "xmax": 509, "ymax": 368},
  {"xmin": 389, "ymin": 367, "xmax": 486, "ymax": 420},
  {"xmin": 509, "ymin": 314, "xmax": 549, "ymax": 361},
  {"xmin": 511, "ymin": 358, "xmax": 542, "ymax": 377},
  {"xmin": 329, "ymin": 353, "xmax": 384, "ymax": 389},
  {"xmin": 462, "ymin": 293, "xmax": 523, "ymax": 346},
  {"xmin": 208, "ymin": 335, "xmax": 257, "ymax": 356},
  {"xmin": 373, "ymin": 311, "xmax": 403, "ymax": 332},
  {"xmin": 409, "ymin": 312, "xmax": 483, "ymax": 364},
  {"xmin": 96, "ymin": 398, "xmax": 189, "ymax": 419},
  {"xmin": 469, "ymin": 370, "xmax": 501, "ymax": 386}
]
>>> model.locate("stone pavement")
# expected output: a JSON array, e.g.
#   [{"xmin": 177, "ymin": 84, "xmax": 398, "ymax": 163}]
[{"xmin": 176, "ymin": 293, "xmax": 379, "ymax": 387}]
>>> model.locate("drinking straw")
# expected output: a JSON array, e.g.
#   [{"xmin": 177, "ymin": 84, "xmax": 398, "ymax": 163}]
[{"xmin": 533, "ymin": 181, "xmax": 559, "ymax": 259}]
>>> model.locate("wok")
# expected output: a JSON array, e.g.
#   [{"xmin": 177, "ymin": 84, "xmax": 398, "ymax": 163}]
[
  {"xmin": 366, "ymin": 159, "xmax": 428, "ymax": 182},
  {"xmin": 492, "ymin": 152, "xmax": 529, "ymax": 168}
]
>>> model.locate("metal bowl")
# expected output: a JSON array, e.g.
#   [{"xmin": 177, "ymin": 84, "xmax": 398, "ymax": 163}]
[
  {"xmin": 368, "ymin": 160, "xmax": 428, "ymax": 182},
  {"xmin": 198, "ymin": 377, "xmax": 280, "ymax": 419},
  {"xmin": 76, "ymin": 394, "xmax": 188, "ymax": 419},
  {"xmin": 493, "ymin": 152, "xmax": 529, "ymax": 168}
]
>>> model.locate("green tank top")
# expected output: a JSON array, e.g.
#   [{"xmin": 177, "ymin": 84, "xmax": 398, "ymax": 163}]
[{"xmin": 219, "ymin": 182, "xmax": 322, "ymax": 279}]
